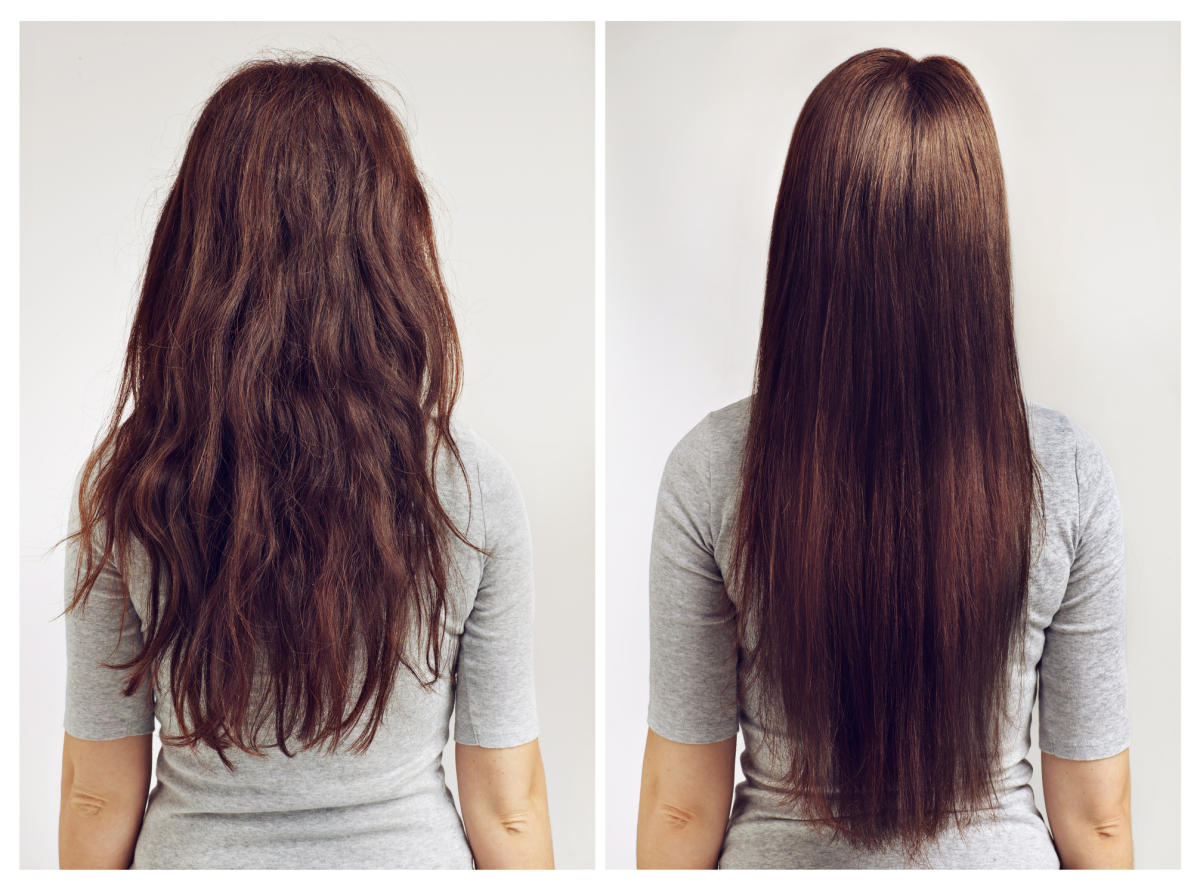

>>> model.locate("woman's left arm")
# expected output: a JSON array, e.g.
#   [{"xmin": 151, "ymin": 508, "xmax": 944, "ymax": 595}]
[
  {"xmin": 637, "ymin": 728, "xmax": 736, "ymax": 868},
  {"xmin": 59, "ymin": 732, "xmax": 152, "ymax": 868},
  {"xmin": 639, "ymin": 417, "xmax": 741, "ymax": 867},
  {"xmin": 59, "ymin": 466, "xmax": 157, "ymax": 868}
]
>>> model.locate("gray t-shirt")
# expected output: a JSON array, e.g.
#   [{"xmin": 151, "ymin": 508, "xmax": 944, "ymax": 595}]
[
  {"xmin": 63, "ymin": 425, "xmax": 539, "ymax": 869},
  {"xmin": 648, "ymin": 398, "xmax": 1130, "ymax": 868}
]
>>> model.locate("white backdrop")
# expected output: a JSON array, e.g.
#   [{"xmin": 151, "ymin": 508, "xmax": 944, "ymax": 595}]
[
  {"xmin": 20, "ymin": 22, "xmax": 594, "ymax": 869},
  {"xmin": 606, "ymin": 21, "xmax": 1179, "ymax": 868}
]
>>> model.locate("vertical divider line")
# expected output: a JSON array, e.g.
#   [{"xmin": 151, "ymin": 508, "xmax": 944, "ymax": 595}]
[{"xmin": 593, "ymin": 16, "xmax": 607, "ymax": 873}]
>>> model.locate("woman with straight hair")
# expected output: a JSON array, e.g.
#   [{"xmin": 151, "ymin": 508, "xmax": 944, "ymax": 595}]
[
  {"xmin": 637, "ymin": 48, "xmax": 1132, "ymax": 869},
  {"xmin": 58, "ymin": 56, "xmax": 552, "ymax": 869}
]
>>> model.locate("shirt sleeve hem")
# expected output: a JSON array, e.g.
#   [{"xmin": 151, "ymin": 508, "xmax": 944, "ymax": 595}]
[
  {"xmin": 63, "ymin": 721, "xmax": 155, "ymax": 742},
  {"xmin": 1038, "ymin": 734, "xmax": 1130, "ymax": 762},
  {"xmin": 453, "ymin": 723, "xmax": 540, "ymax": 750},
  {"xmin": 648, "ymin": 716, "xmax": 739, "ymax": 746}
]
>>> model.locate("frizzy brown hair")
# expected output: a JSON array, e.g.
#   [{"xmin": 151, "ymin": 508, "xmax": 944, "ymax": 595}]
[
  {"xmin": 63, "ymin": 56, "xmax": 474, "ymax": 766},
  {"xmin": 731, "ymin": 49, "xmax": 1043, "ymax": 854}
]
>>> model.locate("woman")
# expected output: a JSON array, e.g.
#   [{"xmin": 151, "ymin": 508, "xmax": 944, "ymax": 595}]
[
  {"xmin": 637, "ymin": 49, "xmax": 1131, "ymax": 868},
  {"xmin": 58, "ymin": 56, "xmax": 553, "ymax": 869}
]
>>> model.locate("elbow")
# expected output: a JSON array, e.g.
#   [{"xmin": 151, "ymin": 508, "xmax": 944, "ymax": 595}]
[
  {"xmin": 656, "ymin": 802, "xmax": 699, "ymax": 831},
  {"xmin": 1058, "ymin": 805, "xmax": 1132, "ymax": 867},
  {"xmin": 640, "ymin": 770, "xmax": 729, "ymax": 837},
  {"xmin": 645, "ymin": 792, "xmax": 729, "ymax": 838},
  {"xmin": 486, "ymin": 791, "xmax": 548, "ymax": 837},
  {"xmin": 636, "ymin": 794, "xmax": 728, "ymax": 869},
  {"xmin": 496, "ymin": 808, "xmax": 535, "ymax": 836},
  {"xmin": 1086, "ymin": 785, "xmax": 1132, "ymax": 843},
  {"xmin": 1090, "ymin": 814, "xmax": 1130, "ymax": 842},
  {"xmin": 67, "ymin": 784, "xmax": 111, "ymax": 818}
]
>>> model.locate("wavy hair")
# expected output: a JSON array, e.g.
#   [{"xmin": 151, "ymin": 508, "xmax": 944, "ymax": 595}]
[
  {"xmin": 731, "ymin": 49, "xmax": 1042, "ymax": 854},
  {"xmin": 63, "ymin": 56, "xmax": 471, "ymax": 766}
]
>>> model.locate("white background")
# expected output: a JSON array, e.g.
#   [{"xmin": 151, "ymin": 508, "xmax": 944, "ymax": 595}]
[
  {"xmin": 20, "ymin": 22, "xmax": 594, "ymax": 869},
  {"xmin": 606, "ymin": 21, "xmax": 1180, "ymax": 868}
]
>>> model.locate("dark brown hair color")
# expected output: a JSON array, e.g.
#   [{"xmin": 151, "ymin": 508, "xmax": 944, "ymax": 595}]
[
  {"xmin": 731, "ymin": 48, "xmax": 1042, "ymax": 854},
  {"xmin": 64, "ymin": 56, "xmax": 469, "ymax": 765}
]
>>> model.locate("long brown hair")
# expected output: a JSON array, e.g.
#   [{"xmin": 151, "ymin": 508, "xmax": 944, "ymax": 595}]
[
  {"xmin": 63, "ymin": 56, "xmax": 471, "ymax": 765},
  {"xmin": 732, "ymin": 48, "xmax": 1042, "ymax": 854}
]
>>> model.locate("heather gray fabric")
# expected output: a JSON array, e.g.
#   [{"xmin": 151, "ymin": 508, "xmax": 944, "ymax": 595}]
[
  {"xmin": 63, "ymin": 425, "xmax": 539, "ymax": 869},
  {"xmin": 648, "ymin": 398, "xmax": 1130, "ymax": 869}
]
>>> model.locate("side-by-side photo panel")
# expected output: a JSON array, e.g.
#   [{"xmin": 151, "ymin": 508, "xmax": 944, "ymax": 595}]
[
  {"xmin": 21, "ymin": 21, "xmax": 594, "ymax": 869},
  {"xmin": 606, "ymin": 21, "xmax": 1179, "ymax": 869},
  {"xmin": 17, "ymin": 13, "xmax": 1186, "ymax": 875}
]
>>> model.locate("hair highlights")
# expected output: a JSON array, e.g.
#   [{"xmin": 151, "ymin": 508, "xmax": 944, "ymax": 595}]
[
  {"xmin": 65, "ymin": 57, "xmax": 470, "ymax": 765},
  {"xmin": 732, "ymin": 48, "xmax": 1042, "ymax": 854}
]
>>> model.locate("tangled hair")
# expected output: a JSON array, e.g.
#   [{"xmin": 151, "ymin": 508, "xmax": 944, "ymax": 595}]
[
  {"xmin": 731, "ymin": 49, "xmax": 1043, "ymax": 855},
  {"xmin": 63, "ymin": 56, "xmax": 471, "ymax": 766}
]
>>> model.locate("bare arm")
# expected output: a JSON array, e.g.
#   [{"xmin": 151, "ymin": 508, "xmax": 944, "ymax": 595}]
[
  {"xmin": 1042, "ymin": 747, "xmax": 1132, "ymax": 868},
  {"xmin": 59, "ymin": 732, "xmax": 152, "ymax": 868},
  {"xmin": 636, "ymin": 727, "xmax": 735, "ymax": 869},
  {"xmin": 456, "ymin": 738, "xmax": 553, "ymax": 869}
]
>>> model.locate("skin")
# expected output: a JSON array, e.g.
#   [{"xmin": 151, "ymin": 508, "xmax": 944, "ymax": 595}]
[
  {"xmin": 637, "ymin": 729, "xmax": 1134, "ymax": 869},
  {"xmin": 456, "ymin": 738, "xmax": 554, "ymax": 868},
  {"xmin": 59, "ymin": 731, "xmax": 553, "ymax": 869},
  {"xmin": 636, "ymin": 728, "xmax": 736, "ymax": 869},
  {"xmin": 1042, "ymin": 748, "xmax": 1133, "ymax": 868},
  {"xmin": 59, "ymin": 732, "xmax": 153, "ymax": 869}
]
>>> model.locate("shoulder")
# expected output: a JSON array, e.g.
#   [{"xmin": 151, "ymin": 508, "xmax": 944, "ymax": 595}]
[
  {"xmin": 657, "ymin": 397, "xmax": 751, "ymax": 529},
  {"xmin": 1026, "ymin": 401, "xmax": 1113, "ymax": 488},
  {"xmin": 69, "ymin": 437, "xmax": 117, "ymax": 508},
  {"xmin": 446, "ymin": 422, "xmax": 527, "ymax": 535},
  {"xmin": 449, "ymin": 423, "xmax": 520, "ymax": 490},
  {"xmin": 705, "ymin": 396, "xmax": 752, "ymax": 461},
  {"xmin": 663, "ymin": 397, "xmax": 750, "ymax": 480},
  {"xmin": 1026, "ymin": 401, "xmax": 1120, "ymax": 543},
  {"xmin": 65, "ymin": 444, "xmax": 113, "ymax": 545},
  {"xmin": 1025, "ymin": 400, "xmax": 1074, "ymax": 447}
]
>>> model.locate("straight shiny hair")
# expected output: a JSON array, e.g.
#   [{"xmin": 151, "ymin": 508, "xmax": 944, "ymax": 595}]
[
  {"xmin": 731, "ymin": 48, "xmax": 1042, "ymax": 854},
  {"xmin": 63, "ymin": 56, "xmax": 471, "ymax": 766}
]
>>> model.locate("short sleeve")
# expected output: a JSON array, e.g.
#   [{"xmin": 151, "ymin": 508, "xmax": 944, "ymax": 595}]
[
  {"xmin": 1037, "ymin": 426, "xmax": 1130, "ymax": 760},
  {"xmin": 62, "ymin": 464, "xmax": 156, "ymax": 740},
  {"xmin": 647, "ymin": 416, "xmax": 740, "ymax": 745},
  {"xmin": 452, "ymin": 442, "xmax": 540, "ymax": 748}
]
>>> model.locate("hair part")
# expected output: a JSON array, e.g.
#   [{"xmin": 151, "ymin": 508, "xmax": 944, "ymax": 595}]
[
  {"xmin": 64, "ymin": 55, "xmax": 473, "ymax": 766},
  {"xmin": 731, "ymin": 47, "xmax": 1043, "ymax": 856}
]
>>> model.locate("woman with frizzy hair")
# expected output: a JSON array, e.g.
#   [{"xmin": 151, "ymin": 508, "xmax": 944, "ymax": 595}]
[
  {"xmin": 58, "ymin": 56, "xmax": 552, "ymax": 869},
  {"xmin": 638, "ymin": 48, "xmax": 1131, "ymax": 869}
]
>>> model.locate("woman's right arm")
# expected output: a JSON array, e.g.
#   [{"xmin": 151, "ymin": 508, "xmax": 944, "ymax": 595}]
[
  {"xmin": 1042, "ymin": 748, "xmax": 1132, "ymax": 868},
  {"xmin": 1038, "ymin": 424, "xmax": 1133, "ymax": 868},
  {"xmin": 452, "ymin": 437, "xmax": 551, "ymax": 867},
  {"xmin": 456, "ymin": 739, "xmax": 553, "ymax": 869}
]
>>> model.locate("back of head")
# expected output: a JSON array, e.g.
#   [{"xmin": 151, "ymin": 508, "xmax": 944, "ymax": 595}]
[
  {"xmin": 733, "ymin": 48, "xmax": 1041, "ymax": 855},
  {"xmin": 67, "ymin": 56, "xmax": 467, "ymax": 765}
]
